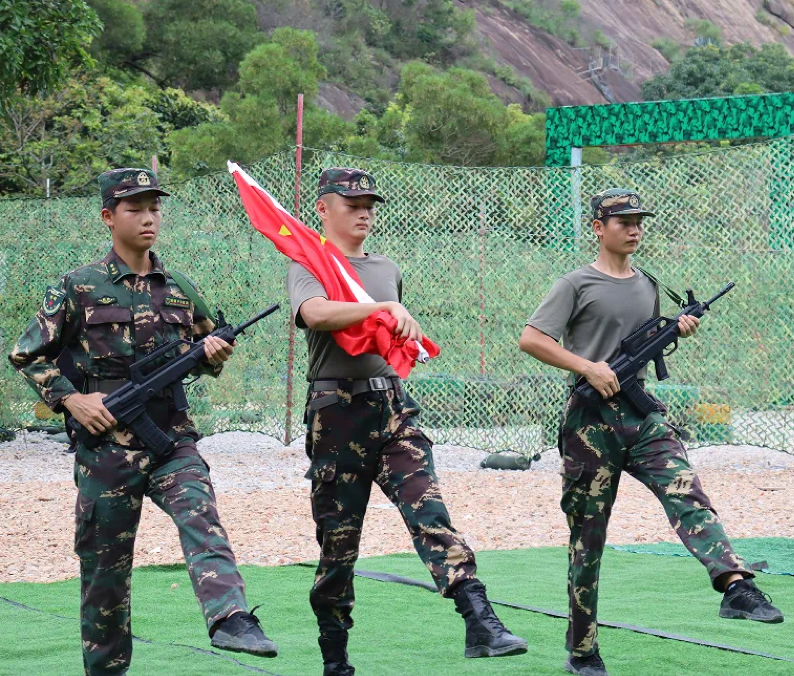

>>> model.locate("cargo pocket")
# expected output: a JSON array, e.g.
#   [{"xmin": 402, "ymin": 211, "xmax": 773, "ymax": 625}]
[
  {"xmin": 159, "ymin": 307, "xmax": 193, "ymax": 346},
  {"xmin": 559, "ymin": 456, "xmax": 587, "ymax": 517},
  {"xmin": 74, "ymin": 491, "xmax": 95, "ymax": 555},
  {"xmin": 84, "ymin": 305, "xmax": 134, "ymax": 362},
  {"xmin": 305, "ymin": 460, "xmax": 337, "ymax": 522}
]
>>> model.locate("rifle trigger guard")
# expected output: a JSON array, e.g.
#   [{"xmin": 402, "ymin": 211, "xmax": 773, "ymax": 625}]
[{"xmin": 664, "ymin": 339, "xmax": 678, "ymax": 357}]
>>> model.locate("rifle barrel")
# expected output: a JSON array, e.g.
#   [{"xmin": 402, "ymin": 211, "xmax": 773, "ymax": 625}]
[
  {"xmin": 232, "ymin": 303, "xmax": 280, "ymax": 335},
  {"xmin": 703, "ymin": 282, "xmax": 735, "ymax": 310}
]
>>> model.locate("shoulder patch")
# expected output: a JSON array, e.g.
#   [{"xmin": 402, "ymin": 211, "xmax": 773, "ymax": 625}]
[
  {"xmin": 42, "ymin": 286, "xmax": 66, "ymax": 316},
  {"xmin": 165, "ymin": 295, "xmax": 191, "ymax": 309},
  {"xmin": 95, "ymin": 295, "xmax": 117, "ymax": 305}
]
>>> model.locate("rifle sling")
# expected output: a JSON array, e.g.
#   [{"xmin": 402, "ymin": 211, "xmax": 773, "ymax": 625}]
[
  {"xmin": 168, "ymin": 269, "xmax": 216, "ymax": 323},
  {"xmin": 635, "ymin": 266, "xmax": 686, "ymax": 309}
]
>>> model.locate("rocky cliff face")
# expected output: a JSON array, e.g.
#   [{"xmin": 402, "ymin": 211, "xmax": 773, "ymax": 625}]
[{"xmin": 457, "ymin": 0, "xmax": 794, "ymax": 106}]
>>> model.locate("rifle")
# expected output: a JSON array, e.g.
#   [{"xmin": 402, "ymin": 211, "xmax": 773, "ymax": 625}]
[
  {"xmin": 68, "ymin": 303, "xmax": 280, "ymax": 454},
  {"xmin": 574, "ymin": 284, "xmax": 735, "ymax": 416}
]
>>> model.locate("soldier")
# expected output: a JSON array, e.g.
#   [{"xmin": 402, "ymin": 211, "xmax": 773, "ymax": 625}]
[
  {"xmin": 9, "ymin": 168, "xmax": 278, "ymax": 676},
  {"xmin": 288, "ymin": 168, "xmax": 528, "ymax": 675},
  {"xmin": 519, "ymin": 188, "xmax": 784, "ymax": 676}
]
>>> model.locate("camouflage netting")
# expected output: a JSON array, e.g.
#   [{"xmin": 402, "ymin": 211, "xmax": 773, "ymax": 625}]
[{"xmin": 1, "ymin": 137, "xmax": 793, "ymax": 455}]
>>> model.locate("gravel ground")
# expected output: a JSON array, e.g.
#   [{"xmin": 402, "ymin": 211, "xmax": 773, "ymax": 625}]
[{"xmin": 2, "ymin": 431, "xmax": 792, "ymax": 583}]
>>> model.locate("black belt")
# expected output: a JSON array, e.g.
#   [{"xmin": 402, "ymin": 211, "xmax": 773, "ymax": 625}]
[
  {"xmin": 308, "ymin": 377, "xmax": 403, "ymax": 411},
  {"xmin": 311, "ymin": 377, "xmax": 400, "ymax": 395},
  {"xmin": 86, "ymin": 378, "xmax": 172, "ymax": 398}
]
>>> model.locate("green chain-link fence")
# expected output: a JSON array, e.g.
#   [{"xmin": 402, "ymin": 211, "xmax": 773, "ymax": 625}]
[{"xmin": 2, "ymin": 137, "xmax": 793, "ymax": 454}]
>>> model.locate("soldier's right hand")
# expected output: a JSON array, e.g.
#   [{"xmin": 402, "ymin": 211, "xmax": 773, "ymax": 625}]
[
  {"xmin": 384, "ymin": 302, "xmax": 423, "ymax": 342},
  {"xmin": 62, "ymin": 392, "xmax": 116, "ymax": 436},
  {"xmin": 583, "ymin": 361, "xmax": 620, "ymax": 399}
]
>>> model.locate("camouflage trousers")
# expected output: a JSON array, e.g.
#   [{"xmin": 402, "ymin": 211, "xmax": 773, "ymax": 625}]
[
  {"xmin": 559, "ymin": 391, "xmax": 752, "ymax": 657},
  {"xmin": 304, "ymin": 383, "xmax": 477, "ymax": 638},
  {"xmin": 73, "ymin": 439, "xmax": 247, "ymax": 676}
]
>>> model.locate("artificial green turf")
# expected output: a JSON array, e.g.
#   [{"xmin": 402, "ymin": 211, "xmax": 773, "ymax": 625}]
[
  {"xmin": 609, "ymin": 537, "xmax": 794, "ymax": 575},
  {"xmin": 1, "ymin": 543, "xmax": 792, "ymax": 676}
]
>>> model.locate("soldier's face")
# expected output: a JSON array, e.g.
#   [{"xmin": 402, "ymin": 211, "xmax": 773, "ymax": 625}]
[
  {"xmin": 102, "ymin": 194, "xmax": 162, "ymax": 251},
  {"xmin": 594, "ymin": 215, "xmax": 644, "ymax": 255},
  {"xmin": 317, "ymin": 194, "xmax": 378, "ymax": 244}
]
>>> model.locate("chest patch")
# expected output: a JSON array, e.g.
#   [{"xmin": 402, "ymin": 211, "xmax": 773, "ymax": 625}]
[
  {"xmin": 42, "ymin": 286, "xmax": 66, "ymax": 316},
  {"xmin": 95, "ymin": 295, "xmax": 117, "ymax": 305},
  {"xmin": 164, "ymin": 295, "xmax": 191, "ymax": 309}
]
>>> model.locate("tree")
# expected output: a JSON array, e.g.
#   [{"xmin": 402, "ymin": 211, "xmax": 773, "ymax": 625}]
[
  {"xmin": 397, "ymin": 63, "xmax": 510, "ymax": 165},
  {"xmin": 86, "ymin": 0, "xmax": 145, "ymax": 68},
  {"xmin": 642, "ymin": 42, "xmax": 794, "ymax": 101},
  {"xmin": 143, "ymin": 0, "xmax": 264, "ymax": 91},
  {"xmin": 0, "ymin": 76, "xmax": 164, "ymax": 195},
  {"xmin": 237, "ymin": 28, "xmax": 326, "ymax": 114},
  {"xmin": 0, "ymin": 0, "xmax": 101, "ymax": 103}
]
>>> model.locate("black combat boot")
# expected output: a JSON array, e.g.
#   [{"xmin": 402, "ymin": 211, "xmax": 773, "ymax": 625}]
[
  {"xmin": 565, "ymin": 649, "xmax": 609, "ymax": 676},
  {"xmin": 720, "ymin": 579, "xmax": 784, "ymax": 623},
  {"xmin": 210, "ymin": 607, "xmax": 278, "ymax": 657},
  {"xmin": 452, "ymin": 579, "xmax": 528, "ymax": 658},
  {"xmin": 320, "ymin": 634, "xmax": 355, "ymax": 676}
]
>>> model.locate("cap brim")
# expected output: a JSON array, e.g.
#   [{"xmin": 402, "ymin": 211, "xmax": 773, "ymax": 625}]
[
  {"xmin": 112, "ymin": 187, "xmax": 171, "ymax": 200},
  {"xmin": 338, "ymin": 189, "xmax": 385, "ymax": 203},
  {"xmin": 609, "ymin": 208, "xmax": 655, "ymax": 217}
]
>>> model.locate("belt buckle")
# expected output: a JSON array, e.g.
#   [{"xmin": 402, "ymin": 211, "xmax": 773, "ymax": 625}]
[{"xmin": 369, "ymin": 377, "xmax": 388, "ymax": 391}]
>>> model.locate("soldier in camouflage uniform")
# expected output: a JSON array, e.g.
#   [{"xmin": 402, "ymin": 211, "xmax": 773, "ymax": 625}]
[
  {"xmin": 9, "ymin": 169, "xmax": 278, "ymax": 676},
  {"xmin": 519, "ymin": 189, "xmax": 783, "ymax": 676},
  {"xmin": 288, "ymin": 168, "xmax": 528, "ymax": 675}
]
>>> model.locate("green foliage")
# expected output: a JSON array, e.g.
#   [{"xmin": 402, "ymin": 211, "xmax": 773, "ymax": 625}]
[
  {"xmin": 0, "ymin": 0, "xmax": 102, "ymax": 102},
  {"xmin": 651, "ymin": 37, "xmax": 681, "ymax": 63},
  {"xmin": 502, "ymin": 0, "xmax": 585, "ymax": 47},
  {"xmin": 167, "ymin": 29, "xmax": 345, "ymax": 176},
  {"xmin": 238, "ymin": 28, "xmax": 326, "ymax": 114},
  {"xmin": 592, "ymin": 29, "xmax": 612, "ymax": 49},
  {"xmin": 143, "ymin": 0, "xmax": 263, "ymax": 90},
  {"xmin": 642, "ymin": 42, "xmax": 794, "ymax": 101},
  {"xmin": 86, "ymin": 0, "xmax": 145, "ymax": 67},
  {"xmin": 147, "ymin": 89, "xmax": 226, "ymax": 132},
  {"xmin": 346, "ymin": 63, "xmax": 547, "ymax": 166},
  {"xmin": 684, "ymin": 18, "xmax": 722, "ymax": 46},
  {"xmin": 0, "ymin": 75, "xmax": 164, "ymax": 195}
]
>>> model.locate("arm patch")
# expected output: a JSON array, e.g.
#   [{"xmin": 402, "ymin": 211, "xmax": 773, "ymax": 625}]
[{"xmin": 42, "ymin": 286, "xmax": 66, "ymax": 316}]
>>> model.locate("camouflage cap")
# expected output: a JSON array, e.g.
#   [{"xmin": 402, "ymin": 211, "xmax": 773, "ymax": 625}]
[
  {"xmin": 318, "ymin": 167, "xmax": 385, "ymax": 202},
  {"xmin": 98, "ymin": 168, "xmax": 170, "ymax": 206},
  {"xmin": 591, "ymin": 188, "xmax": 655, "ymax": 220}
]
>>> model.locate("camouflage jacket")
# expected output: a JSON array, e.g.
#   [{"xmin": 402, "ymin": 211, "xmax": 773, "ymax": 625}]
[{"xmin": 9, "ymin": 248, "xmax": 220, "ymax": 420}]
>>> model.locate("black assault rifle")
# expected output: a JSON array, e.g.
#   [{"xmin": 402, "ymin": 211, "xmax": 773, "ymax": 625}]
[
  {"xmin": 574, "ymin": 284, "xmax": 735, "ymax": 416},
  {"xmin": 68, "ymin": 303, "xmax": 280, "ymax": 454}
]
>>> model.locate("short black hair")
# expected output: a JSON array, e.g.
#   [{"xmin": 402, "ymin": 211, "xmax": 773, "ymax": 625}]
[
  {"xmin": 102, "ymin": 194, "xmax": 161, "ymax": 213},
  {"xmin": 102, "ymin": 197, "xmax": 120, "ymax": 213}
]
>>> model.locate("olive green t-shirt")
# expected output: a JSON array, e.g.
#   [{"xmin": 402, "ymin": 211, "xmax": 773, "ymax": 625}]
[
  {"xmin": 527, "ymin": 265, "xmax": 660, "ymax": 384},
  {"xmin": 286, "ymin": 254, "xmax": 402, "ymax": 381}
]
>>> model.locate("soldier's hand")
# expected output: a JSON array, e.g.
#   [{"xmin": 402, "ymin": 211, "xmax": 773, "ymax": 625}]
[
  {"xmin": 385, "ymin": 302, "xmax": 423, "ymax": 342},
  {"xmin": 583, "ymin": 361, "xmax": 620, "ymax": 399},
  {"xmin": 62, "ymin": 392, "xmax": 116, "ymax": 436},
  {"xmin": 204, "ymin": 335, "xmax": 235, "ymax": 366},
  {"xmin": 678, "ymin": 314, "xmax": 700, "ymax": 338}
]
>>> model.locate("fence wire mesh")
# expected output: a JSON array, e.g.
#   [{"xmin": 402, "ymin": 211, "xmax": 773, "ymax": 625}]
[{"xmin": 1, "ymin": 137, "xmax": 793, "ymax": 455}]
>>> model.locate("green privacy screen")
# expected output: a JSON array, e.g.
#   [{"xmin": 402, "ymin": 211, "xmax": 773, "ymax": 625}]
[{"xmin": 1, "ymin": 137, "xmax": 792, "ymax": 455}]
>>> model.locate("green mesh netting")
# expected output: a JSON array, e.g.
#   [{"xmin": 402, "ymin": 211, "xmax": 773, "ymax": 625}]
[
  {"xmin": 2, "ymin": 137, "xmax": 793, "ymax": 455},
  {"xmin": 610, "ymin": 538, "xmax": 794, "ymax": 576}
]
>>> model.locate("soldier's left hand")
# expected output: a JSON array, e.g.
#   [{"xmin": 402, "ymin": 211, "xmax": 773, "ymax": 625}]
[
  {"xmin": 678, "ymin": 315, "xmax": 700, "ymax": 338},
  {"xmin": 204, "ymin": 335, "xmax": 235, "ymax": 365}
]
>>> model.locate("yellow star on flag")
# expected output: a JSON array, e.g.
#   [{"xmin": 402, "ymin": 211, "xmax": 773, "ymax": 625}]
[
  {"xmin": 279, "ymin": 225, "xmax": 292, "ymax": 236},
  {"xmin": 320, "ymin": 235, "xmax": 326, "ymax": 245}
]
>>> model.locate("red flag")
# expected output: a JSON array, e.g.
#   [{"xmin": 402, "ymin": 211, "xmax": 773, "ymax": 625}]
[{"xmin": 228, "ymin": 162, "xmax": 440, "ymax": 378}]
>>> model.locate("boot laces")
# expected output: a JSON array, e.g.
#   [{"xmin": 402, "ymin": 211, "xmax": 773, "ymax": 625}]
[
  {"xmin": 736, "ymin": 585, "xmax": 774, "ymax": 607},
  {"xmin": 237, "ymin": 605, "xmax": 263, "ymax": 633}
]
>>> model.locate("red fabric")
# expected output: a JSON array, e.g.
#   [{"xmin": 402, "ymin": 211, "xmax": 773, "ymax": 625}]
[{"xmin": 230, "ymin": 165, "xmax": 440, "ymax": 378}]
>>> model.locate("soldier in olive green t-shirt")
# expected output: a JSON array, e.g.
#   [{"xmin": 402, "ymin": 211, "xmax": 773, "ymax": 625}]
[
  {"xmin": 519, "ymin": 189, "xmax": 781, "ymax": 676},
  {"xmin": 288, "ymin": 167, "xmax": 527, "ymax": 676}
]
